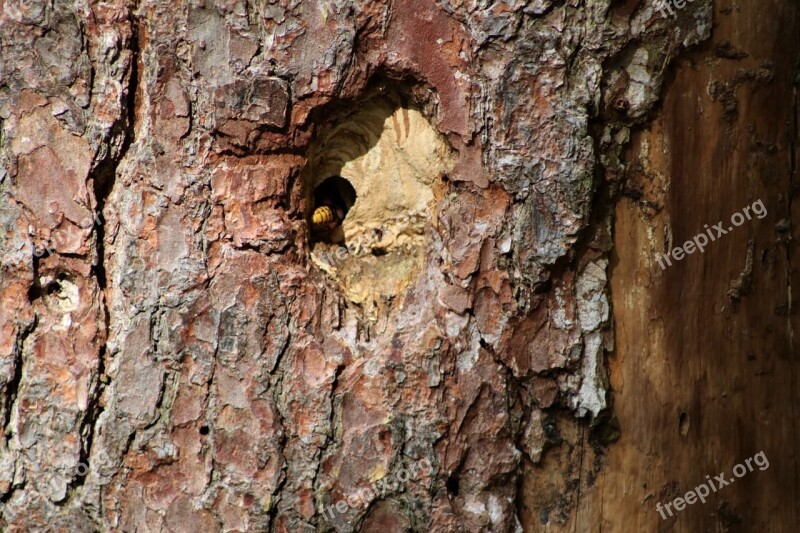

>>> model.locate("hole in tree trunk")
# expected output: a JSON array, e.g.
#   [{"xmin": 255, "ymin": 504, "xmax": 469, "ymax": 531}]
[{"xmin": 303, "ymin": 84, "xmax": 453, "ymax": 306}]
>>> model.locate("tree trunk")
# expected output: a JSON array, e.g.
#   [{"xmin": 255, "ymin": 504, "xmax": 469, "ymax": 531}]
[{"xmin": 0, "ymin": 0, "xmax": 795, "ymax": 531}]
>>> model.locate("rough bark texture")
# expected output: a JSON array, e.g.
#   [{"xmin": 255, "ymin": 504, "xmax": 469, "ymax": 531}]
[
  {"xmin": 2, "ymin": 0, "xmax": 793, "ymax": 531},
  {"xmin": 577, "ymin": 0, "xmax": 800, "ymax": 531}
]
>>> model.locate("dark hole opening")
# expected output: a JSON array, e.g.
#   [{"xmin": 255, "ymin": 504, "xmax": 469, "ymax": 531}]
[
  {"xmin": 46, "ymin": 273, "xmax": 70, "ymax": 296},
  {"xmin": 45, "ymin": 281, "xmax": 61, "ymax": 296},
  {"xmin": 199, "ymin": 425, "xmax": 209, "ymax": 435},
  {"xmin": 446, "ymin": 473, "xmax": 460, "ymax": 496},
  {"xmin": 679, "ymin": 412, "xmax": 689, "ymax": 436},
  {"xmin": 29, "ymin": 272, "xmax": 69, "ymax": 302}
]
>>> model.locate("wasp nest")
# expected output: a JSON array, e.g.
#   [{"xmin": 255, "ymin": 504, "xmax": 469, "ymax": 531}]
[{"xmin": 305, "ymin": 89, "xmax": 453, "ymax": 305}]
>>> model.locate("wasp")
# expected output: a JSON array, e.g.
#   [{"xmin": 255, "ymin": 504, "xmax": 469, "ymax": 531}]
[
  {"xmin": 311, "ymin": 204, "xmax": 344, "ymax": 233},
  {"xmin": 310, "ymin": 176, "xmax": 356, "ymax": 235}
]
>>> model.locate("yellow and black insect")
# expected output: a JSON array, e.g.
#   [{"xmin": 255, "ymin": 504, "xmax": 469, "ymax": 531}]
[
  {"xmin": 310, "ymin": 176, "xmax": 356, "ymax": 235},
  {"xmin": 311, "ymin": 204, "xmax": 343, "ymax": 233}
]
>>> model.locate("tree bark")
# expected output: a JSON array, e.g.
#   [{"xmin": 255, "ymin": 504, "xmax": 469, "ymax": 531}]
[{"xmin": 0, "ymin": 0, "xmax": 795, "ymax": 532}]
